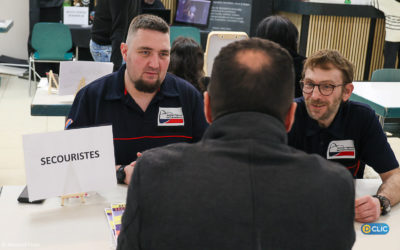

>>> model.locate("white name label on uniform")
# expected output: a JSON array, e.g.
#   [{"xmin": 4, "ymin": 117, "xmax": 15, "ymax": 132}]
[
  {"xmin": 158, "ymin": 107, "xmax": 185, "ymax": 126},
  {"xmin": 327, "ymin": 140, "xmax": 356, "ymax": 159}
]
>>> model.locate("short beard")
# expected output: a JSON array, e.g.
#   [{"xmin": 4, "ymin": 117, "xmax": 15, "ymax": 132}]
[
  {"xmin": 305, "ymin": 96, "xmax": 342, "ymax": 127},
  {"xmin": 134, "ymin": 79, "xmax": 162, "ymax": 93}
]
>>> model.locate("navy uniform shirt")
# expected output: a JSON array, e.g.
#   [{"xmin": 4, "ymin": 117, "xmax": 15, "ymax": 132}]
[
  {"xmin": 288, "ymin": 98, "xmax": 398, "ymax": 178},
  {"xmin": 66, "ymin": 64, "xmax": 208, "ymax": 165}
]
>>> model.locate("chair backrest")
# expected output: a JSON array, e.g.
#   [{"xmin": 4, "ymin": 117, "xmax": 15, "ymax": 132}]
[
  {"xmin": 371, "ymin": 69, "xmax": 400, "ymax": 82},
  {"xmin": 31, "ymin": 22, "xmax": 73, "ymax": 60},
  {"xmin": 204, "ymin": 31, "xmax": 248, "ymax": 76},
  {"xmin": 170, "ymin": 26, "xmax": 201, "ymax": 47}
]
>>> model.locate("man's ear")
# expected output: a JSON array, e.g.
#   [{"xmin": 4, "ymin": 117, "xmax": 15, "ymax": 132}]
[
  {"xmin": 120, "ymin": 43, "xmax": 128, "ymax": 61},
  {"xmin": 203, "ymin": 91, "xmax": 213, "ymax": 124},
  {"xmin": 342, "ymin": 83, "xmax": 354, "ymax": 102},
  {"xmin": 285, "ymin": 102, "xmax": 297, "ymax": 132}
]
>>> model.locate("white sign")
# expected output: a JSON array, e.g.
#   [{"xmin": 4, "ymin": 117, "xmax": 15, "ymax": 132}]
[
  {"xmin": 58, "ymin": 61, "xmax": 113, "ymax": 95},
  {"xmin": 63, "ymin": 6, "xmax": 89, "ymax": 25},
  {"xmin": 23, "ymin": 126, "xmax": 116, "ymax": 201}
]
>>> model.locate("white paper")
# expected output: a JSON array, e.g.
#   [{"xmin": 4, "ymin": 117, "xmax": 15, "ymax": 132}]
[
  {"xmin": 23, "ymin": 125, "xmax": 117, "ymax": 201},
  {"xmin": 0, "ymin": 65, "xmax": 27, "ymax": 77},
  {"xmin": 354, "ymin": 179, "xmax": 382, "ymax": 198},
  {"xmin": 58, "ymin": 61, "xmax": 113, "ymax": 95},
  {"xmin": 63, "ymin": 6, "xmax": 89, "ymax": 25},
  {"xmin": 0, "ymin": 19, "xmax": 12, "ymax": 29}
]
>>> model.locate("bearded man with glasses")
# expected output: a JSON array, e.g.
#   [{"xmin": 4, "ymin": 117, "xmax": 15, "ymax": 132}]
[{"xmin": 289, "ymin": 49, "xmax": 400, "ymax": 223}]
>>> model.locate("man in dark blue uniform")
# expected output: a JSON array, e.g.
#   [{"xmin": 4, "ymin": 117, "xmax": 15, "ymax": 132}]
[
  {"xmin": 288, "ymin": 49, "xmax": 400, "ymax": 223},
  {"xmin": 67, "ymin": 14, "xmax": 208, "ymax": 185}
]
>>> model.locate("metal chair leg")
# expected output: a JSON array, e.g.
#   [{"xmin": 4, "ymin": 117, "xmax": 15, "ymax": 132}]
[
  {"xmin": 30, "ymin": 58, "xmax": 40, "ymax": 96},
  {"xmin": 28, "ymin": 57, "xmax": 32, "ymax": 96}
]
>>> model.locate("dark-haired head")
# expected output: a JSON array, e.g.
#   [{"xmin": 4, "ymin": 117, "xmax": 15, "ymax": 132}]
[
  {"xmin": 126, "ymin": 14, "xmax": 169, "ymax": 44},
  {"xmin": 207, "ymin": 38, "xmax": 295, "ymax": 123},
  {"xmin": 168, "ymin": 36, "xmax": 205, "ymax": 92},
  {"xmin": 255, "ymin": 15, "xmax": 299, "ymax": 54}
]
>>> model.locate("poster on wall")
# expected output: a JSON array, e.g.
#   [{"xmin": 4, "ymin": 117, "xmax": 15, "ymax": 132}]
[{"xmin": 207, "ymin": 0, "xmax": 252, "ymax": 34}]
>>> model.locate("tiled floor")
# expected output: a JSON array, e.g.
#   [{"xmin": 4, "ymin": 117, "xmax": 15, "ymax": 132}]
[
  {"xmin": 0, "ymin": 74, "xmax": 65, "ymax": 185},
  {"xmin": 0, "ymin": 74, "xmax": 398, "ymax": 185}
]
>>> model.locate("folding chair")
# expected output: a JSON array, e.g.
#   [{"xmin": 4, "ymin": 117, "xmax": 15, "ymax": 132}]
[
  {"xmin": 203, "ymin": 31, "xmax": 248, "ymax": 76},
  {"xmin": 170, "ymin": 26, "xmax": 201, "ymax": 47},
  {"xmin": 371, "ymin": 69, "xmax": 400, "ymax": 82},
  {"xmin": 29, "ymin": 22, "xmax": 74, "ymax": 95},
  {"xmin": 370, "ymin": 68, "xmax": 400, "ymax": 135}
]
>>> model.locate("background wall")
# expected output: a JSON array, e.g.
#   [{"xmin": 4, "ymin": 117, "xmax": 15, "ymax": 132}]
[
  {"xmin": 0, "ymin": 0, "xmax": 271, "ymax": 60},
  {"xmin": 0, "ymin": 0, "xmax": 30, "ymax": 60}
]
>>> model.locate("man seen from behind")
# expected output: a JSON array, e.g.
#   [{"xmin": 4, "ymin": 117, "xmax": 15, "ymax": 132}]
[{"xmin": 117, "ymin": 38, "xmax": 355, "ymax": 250}]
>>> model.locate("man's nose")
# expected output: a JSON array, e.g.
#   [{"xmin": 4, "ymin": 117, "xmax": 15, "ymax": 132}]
[{"xmin": 148, "ymin": 54, "xmax": 160, "ymax": 69}]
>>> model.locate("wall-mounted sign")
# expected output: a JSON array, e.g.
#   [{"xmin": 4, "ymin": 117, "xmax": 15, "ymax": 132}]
[{"xmin": 208, "ymin": 0, "xmax": 252, "ymax": 34}]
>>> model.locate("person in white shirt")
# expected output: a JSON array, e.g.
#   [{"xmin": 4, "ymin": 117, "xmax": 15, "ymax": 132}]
[{"xmin": 371, "ymin": 0, "xmax": 400, "ymax": 68}]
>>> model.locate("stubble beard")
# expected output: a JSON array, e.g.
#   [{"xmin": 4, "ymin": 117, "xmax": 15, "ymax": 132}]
[{"xmin": 305, "ymin": 96, "xmax": 342, "ymax": 126}]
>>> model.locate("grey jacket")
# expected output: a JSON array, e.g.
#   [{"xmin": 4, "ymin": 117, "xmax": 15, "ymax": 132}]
[{"xmin": 118, "ymin": 112, "xmax": 355, "ymax": 250}]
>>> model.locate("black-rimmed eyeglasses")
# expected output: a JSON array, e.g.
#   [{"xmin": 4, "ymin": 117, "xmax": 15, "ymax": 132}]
[{"xmin": 299, "ymin": 80, "xmax": 346, "ymax": 96}]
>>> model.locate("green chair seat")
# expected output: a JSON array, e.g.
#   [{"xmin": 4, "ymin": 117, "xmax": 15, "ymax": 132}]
[
  {"xmin": 33, "ymin": 51, "xmax": 73, "ymax": 61},
  {"xmin": 371, "ymin": 69, "xmax": 400, "ymax": 82}
]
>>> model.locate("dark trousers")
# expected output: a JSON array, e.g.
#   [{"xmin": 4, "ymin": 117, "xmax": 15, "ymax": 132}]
[{"xmin": 384, "ymin": 41, "xmax": 400, "ymax": 69}]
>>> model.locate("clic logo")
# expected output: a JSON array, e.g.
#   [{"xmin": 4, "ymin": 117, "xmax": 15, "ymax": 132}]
[{"xmin": 361, "ymin": 223, "xmax": 389, "ymax": 235}]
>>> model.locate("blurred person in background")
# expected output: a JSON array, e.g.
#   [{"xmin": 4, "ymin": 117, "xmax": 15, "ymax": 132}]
[
  {"xmin": 256, "ymin": 15, "xmax": 306, "ymax": 98},
  {"xmin": 141, "ymin": 0, "xmax": 165, "ymax": 9},
  {"xmin": 90, "ymin": 0, "xmax": 141, "ymax": 71},
  {"xmin": 371, "ymin": 0, "xmax": 400, "ymax": 68},
  {"xmin": 168, "ymin": 36, "xmax": 206, "ymax": 93}
]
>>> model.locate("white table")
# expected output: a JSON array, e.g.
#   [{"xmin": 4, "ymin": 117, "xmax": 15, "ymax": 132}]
[
  {"xmin": 351, "ymin": 82, "xmax": 400, "ymax": 125},
  {"xmin": 0, "ymin": 185, "xmax": 127, "ymax": 250},
  {"xmin": 353, "ymin": 179, "xmax": 400, "ymax": 250},
  {"xmin": 0, "ymin": 180, "xmax": 398, "ymax": 249},
  {"xmin": 31, "ymin": 87, "xmax": 74, "ymax": 116}
]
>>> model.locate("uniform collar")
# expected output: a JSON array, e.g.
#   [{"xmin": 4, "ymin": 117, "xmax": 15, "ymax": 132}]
[
  {"xmin": 104, "ymin": 65, "xmax": 179, "ymax": 100},
  {"xmin": 301, "ymin": 98, "xmax": 347, "ymax": 138},
  {"xmin": 104, "ymin": 64, "xmax": 126, "ymax": 100},
  {"xmin": 158, "ymin": 73, "xmax": 180, "ymax": 98},
  {"xmin": 203, "ymin": 112, "xmax": 288, "ymax": 144}
]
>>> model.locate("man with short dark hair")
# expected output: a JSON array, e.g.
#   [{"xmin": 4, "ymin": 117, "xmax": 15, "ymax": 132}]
[
  {"xmin": 289, "ymin": 49, "xmax": 400, "ymax": 222},
  {"xmin": 67, "ymin": 14, "xmax": 207, "ymax": 185},
  {"xmin": 117, "ymin": 38, "xmax": 355, "ymax": 250}
]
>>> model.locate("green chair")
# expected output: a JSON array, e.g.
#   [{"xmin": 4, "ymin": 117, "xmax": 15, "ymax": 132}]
[
  {"xmin": 370, "ymin": 68, "xmax": 400, "ymax": 135},
  {"xmin": 170, "ymin": 26, "xmax": 201, "ymax": 47},
  {"xmin": 371, "ymin": 69, "xmax": 400, "ymax": 82},
  {"xmin": 29, "ymin": 22, "xmax": 74, "ymax": 95}
]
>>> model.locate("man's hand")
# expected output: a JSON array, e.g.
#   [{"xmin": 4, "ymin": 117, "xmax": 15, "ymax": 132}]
[
  {"xmin": 124, "ymin": 152, "xmax": 142, "ymax": 185},
  {"xmin": 355, "ymin": 195, "xmax": 381, "ymax": 222}
]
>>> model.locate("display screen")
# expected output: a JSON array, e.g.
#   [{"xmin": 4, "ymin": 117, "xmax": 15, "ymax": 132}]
[{"xmin": 175, "ymin": 0, "xmax": 212, "ymax": 27}]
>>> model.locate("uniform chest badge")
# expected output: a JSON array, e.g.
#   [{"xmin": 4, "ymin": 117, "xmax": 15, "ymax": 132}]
[
  {"xmin": 327, "ymin": 140, "xmax": 356, "ymax": 159},
  {"xmin": 158, "ymin": 107, "xmax": 185, "ymax": 126}
]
